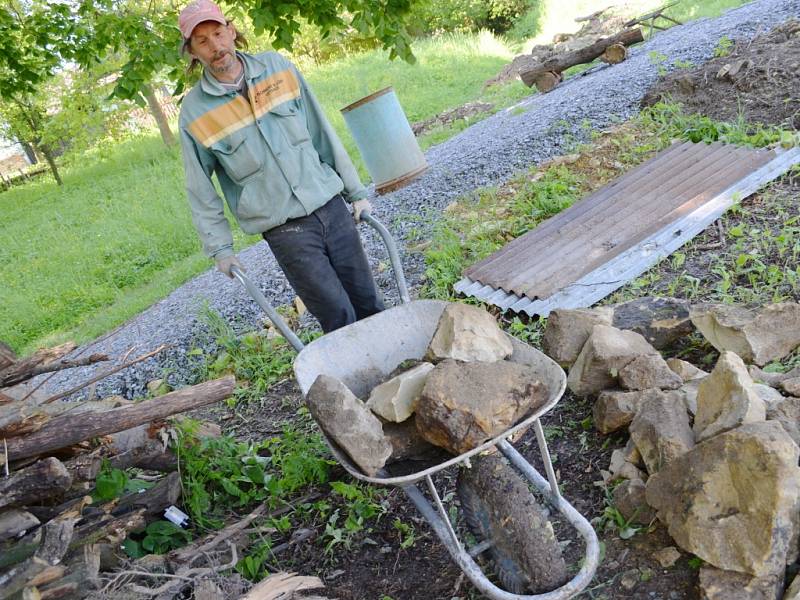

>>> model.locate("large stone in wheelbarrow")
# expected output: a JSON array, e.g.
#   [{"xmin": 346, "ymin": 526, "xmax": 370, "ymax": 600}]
[
  {"xmin": 415, "ymin": 360, "xmax": 547, "ymax": 455},
  {"xmin": 306, "ymin": 375, "xmax": 392, "ymax": 476},
  {"xmin": 427, "ymin": 303, "xmax": 513, "ymax": 363}
]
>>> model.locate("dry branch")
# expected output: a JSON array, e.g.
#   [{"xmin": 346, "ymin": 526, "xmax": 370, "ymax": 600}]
[
  {"xmin": 0, "ymin": 343, "xmax": 76, "ymax": 390},
  {"xmin": 5, "ymin": 376, "xmax": 235, "ymax": 461},
  {"xmin": 1, "ymin": 354, "xmax": 108, "ymax": 389},
  {"xmin": 42, "ymin": 345, "xmax": 169, "ymax": 405},
  {"xmin": 239, "ymin": 572, "xmax": 326, "ymax": 600},
  {"xmin": 0, "ymin": 341, "xmax": 16, "ymax": 371},
  {"xmin": 519, "ymin": 28, "xmax": 644, "ymax": 88}
]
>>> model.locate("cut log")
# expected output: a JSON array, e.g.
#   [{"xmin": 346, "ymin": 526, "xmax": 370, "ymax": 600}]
[
  {"xmin": 115, "ymin": 472, "xmax": 181, "ymax": 517},
  {"xmin": 70, "ymin": 508, "xmax": 146, "ymax": 549},
  {"xmin": 0, "ymin": 509, "xmax": 40, "ymax": 543},
  {"xmin": 38, "ymin": 544, "xmax": 101, "ymax": 600},
  {"xmin": 4, "ymin": 376, "xmax": 235, "ymax": 461},
  {"xmin": 532, "ymin": 71, "xmax": 561, "ymax": 93},
  {"xmin": 0, "ymin": 514, "xmax": 78, "ymax": 599},
  {"xmin": 519, "ymin": 28, "xmax": 644, "ymax": 87},
  {"xmin": 0, "ymin": 458, "xmax": 72, "ymax": 510},
  {"xmin": 600, "ymin": 42, "xmax": 627, "ymax": 64},
  {"xmin": 0, "ymin": 528, "xmax": 41, "ymax": 570}
]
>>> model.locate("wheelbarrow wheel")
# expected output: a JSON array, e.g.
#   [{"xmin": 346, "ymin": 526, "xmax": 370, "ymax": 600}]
[{"xmin": 457, "ymin": 453, "xmax": 568, "ymax": 594}]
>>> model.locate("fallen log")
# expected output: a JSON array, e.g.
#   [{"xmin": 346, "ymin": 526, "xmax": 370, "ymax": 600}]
[
  {"xmin": 0, "ymin": 529, "xmax": 42, "ymax": 570},
  {"xmin": 38, "ymin": 544, "xmax": 101, "ymax": 600},
  {"xmin": 0, "ymin": 353, "xmax": 108, "ymax": 389},
  {"xmin": 4, "ymin": 376, "xmax": 235, "ymax": 461},
  {"xmin": 0, "ymin": 458, "xmax": 72, "ymax": 510},
  {"xmin": 0, "ymin": 343, "xmax": 77, "ymax": 388},
  {"xmin": 519, "ymin": 28, "xmax": 644, "ymax": 89},
  {"xmin": 70, "ymin": 508, "xmax": 146, "ymax": 550}
]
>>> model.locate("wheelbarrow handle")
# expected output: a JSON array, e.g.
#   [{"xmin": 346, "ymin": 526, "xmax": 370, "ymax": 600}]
[{"xmin": 231, "ymin": 211, "xmax": 410, "ymax": 351}]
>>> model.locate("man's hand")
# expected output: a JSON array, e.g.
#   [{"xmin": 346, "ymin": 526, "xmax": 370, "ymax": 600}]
[
  {"xmin": 352, "ymin": 199, "xmax": 372, "ymax": 223},
  {"xmin": 216, "ymin": 255, "xmax": 244, "ymax": 278}
]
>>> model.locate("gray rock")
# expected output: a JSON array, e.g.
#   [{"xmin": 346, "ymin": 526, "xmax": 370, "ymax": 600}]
[
  {"xmin": 646, "ymin": 421, "xmax": 800, "ymax": 577},
  {"xmin": 676, "ymin": 378, "xmax": 702, "ymax": 416},
  {"xmin": 630, "ymin": 389, "xmax": 694, "ymax": 474},
  {"xmin": 667, "ymin": 358, "xmax": 708, "ymax": 382},
  {"xmin": 593, "ymin": 389, "xmax": 646, "ymax": 434},
  {"xmin": 698, "ymin": 567, "xmax": 783, "ymax": 600},
  {"xmin": 781, "ymin": 376, "xmax": 800, "ymax": 397},
  {"xmin": 608, "ymin": 448, "xmax": 648, "ymax": 483},
  {"xmin": 542, "ymin": 306, "xmax": 613, "ymax": 367},
  {"xmin": 619, "ymin": 354, "xmax": 683, "ymax": 391},
  {"xmin": 415, "ymin": 359, "xmax": 547, "ymax": 455},
  {"xmin": 691, "ymin": 303, "xmax": 800, "ymax": 366},
  {"xmin": 755, "ymin": 383, "xmax": 786, "ymax": 411},
  {"xmin": 426, "ymin": 303, "xmax": 512, "ymax": 363},
  {"xmin": 623, "ymin": 437, "xmax": 643, "ymax": 467},
  {"xmin": 767, "ymin": 396, "xmax": 800, "ymax": 447},
  {"xmin": 306, "ymin": 375, "xmax": 392, "ymax": 476},
  {"xmin": 367, "ymin": 362, "xmax": 434, "ymax": 422},
  {"xmin": 612, "ymin": 478, "xmax": 656, "ymax": 525},
  {"xmin": 567, "ymin": 325, "xmax": 660, "ymax": 397},
  {"xmin": 749, "ymin": 365, "xmax": 800, "ymax": 388},
  {"xmin": 694, "ymin": 351, "xmax": 766, "ymax": 442},
  {"xmin": 610, "ymin": 297, "xmax": 693, "ymax": 350}
]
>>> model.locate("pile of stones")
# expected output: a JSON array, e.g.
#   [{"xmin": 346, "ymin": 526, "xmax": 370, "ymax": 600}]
[
  {"xmin": 305, "ymin": 303, "xmax": 550, "ymax": 476},
  {"xmin": 544, "ymin": 298, "xmax": 800, "ymax": 600}
]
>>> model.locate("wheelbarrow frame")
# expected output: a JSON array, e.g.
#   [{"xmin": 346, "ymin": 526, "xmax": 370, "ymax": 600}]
[{"xmin": 232, "ymin": 212, "xmax": 599, "ymax": 600}]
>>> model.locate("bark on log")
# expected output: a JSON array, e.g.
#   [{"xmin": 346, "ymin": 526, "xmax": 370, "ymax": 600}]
[
  {"xmin": 519, "ymin": 28, "xmax": 644, "ymax": 87},
  {"xmin": 38, "ymin": 544, "xmax": 101, "ymax": 600},
  {"xmin": 0, "ymin": 529, "xmax": 41, "ymax": 570},
  {"xmin": 0, "ymin": 509, "xmax": 40, "ymax": 543},
  {"xmin": 532, "ymin": 71, "xmax": 561, "ymax": 93},
  {"xmin": 4, "ymin": 377, "xmax": 235, "ymax": 461},
  {"xmin": 115, "ymin": 472, "xmax": 181, "ymax": 517},
  {"xmin": 0, "ymin": 458, "xmax": 72, "ymax": 510},
  {"xmin": 0, "ymin": 344, "xmax": 76, "ymax": 388},
  {"xmin": 600, "ymin": 42, "xmax": 627, "ymax": 64},
  {"xmin": 69, "ymin": 508, "xmax": 146, "ymax": 549}
]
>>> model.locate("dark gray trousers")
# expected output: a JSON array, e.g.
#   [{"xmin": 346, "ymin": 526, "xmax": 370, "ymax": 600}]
[{"xmin": 263, "ymin": 195, "xmax": 384, "ymax": 333}]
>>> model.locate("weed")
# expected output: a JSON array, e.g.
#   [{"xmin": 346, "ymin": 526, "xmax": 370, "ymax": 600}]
[
  {"xmin": 93, "ymin": 460, "xmax": 152, "ymax": 502},
  {"xmin": 123, "ymin": 520, "xmax": 193, "ymax": 558},
  {"xmin": 393, "ymin": 518, "xmax": 417, "ymax": 549},
  {"xmin": 593, "ymin": 484, "xmax": 650, "ymax": 540},
  {"xmin": 322, "ymin": 481, "xmax": 386, "ymax": 554},
  {"xmin": 714, "ymin": 36, "xmax": 734, "ymax": 57}
]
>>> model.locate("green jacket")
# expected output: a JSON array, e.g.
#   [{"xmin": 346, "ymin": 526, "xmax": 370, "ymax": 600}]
[{"xmin": 179, "ymin": 51, "xmax": 367, "ymax": 259}]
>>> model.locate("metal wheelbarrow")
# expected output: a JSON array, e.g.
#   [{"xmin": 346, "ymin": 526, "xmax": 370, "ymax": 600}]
[{"xmin": 231, "ymin": 212, "xmax": 599, "ymax": 599}]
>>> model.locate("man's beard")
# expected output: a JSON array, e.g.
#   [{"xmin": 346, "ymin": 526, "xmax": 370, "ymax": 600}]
[{"xmin": 208, "ymin": 50, "xmax": 235, "ymax": 75}]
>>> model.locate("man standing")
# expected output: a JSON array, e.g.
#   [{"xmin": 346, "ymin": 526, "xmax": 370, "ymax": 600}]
[{"xmin": 178, "ymin": 0, "xmax": 384, "ymax": 333}]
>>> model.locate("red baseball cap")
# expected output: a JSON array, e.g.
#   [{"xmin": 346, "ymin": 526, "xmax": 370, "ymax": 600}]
[{"xmin": 179, "ymin": 0, "xmax": 227, "ymax": 40}]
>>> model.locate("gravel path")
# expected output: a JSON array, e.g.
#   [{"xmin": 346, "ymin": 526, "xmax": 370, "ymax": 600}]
[{"xmin": 38, "ymin": 0, "xmax": 800, "ymax": 399}]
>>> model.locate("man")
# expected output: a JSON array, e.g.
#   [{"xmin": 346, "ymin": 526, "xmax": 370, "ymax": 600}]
[{"xmin": 178, "ymin": 0, "xmax": 384, "ymax": 333}]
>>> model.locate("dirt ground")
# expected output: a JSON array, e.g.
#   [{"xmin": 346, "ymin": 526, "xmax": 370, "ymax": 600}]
[
  {"xmin": 642, "ymin": 19, "xmax": 800, "ymax": 129},
  {"xmin": 188, "ymin": 19, "xmax": 800, "ymax": 600}
]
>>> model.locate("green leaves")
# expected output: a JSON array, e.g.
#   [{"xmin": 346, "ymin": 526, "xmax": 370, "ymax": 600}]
[{"xmin": 123, "ymin": 520, "xmax": 192, "ymax": 558}]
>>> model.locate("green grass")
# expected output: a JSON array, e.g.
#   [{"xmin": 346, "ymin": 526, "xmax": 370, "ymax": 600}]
[{"xmin": 1, "ymin": 31, "xmax": 523, "ymax": 354}]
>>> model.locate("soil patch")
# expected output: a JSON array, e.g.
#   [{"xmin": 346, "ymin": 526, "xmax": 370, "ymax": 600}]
[{"xmin": 642, "ymin": 19, "xmax": 800, "ymax": 129}]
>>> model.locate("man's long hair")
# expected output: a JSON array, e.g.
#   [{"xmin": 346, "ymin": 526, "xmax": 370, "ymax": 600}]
[{"xmin": 182, "ymin": 22, "xmax": 249, "ymax": 75}]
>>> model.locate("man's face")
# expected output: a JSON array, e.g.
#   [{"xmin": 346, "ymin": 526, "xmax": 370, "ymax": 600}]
[{"xmin": 189, "ymin": 21, "xmax": 239, "ymax": 78}]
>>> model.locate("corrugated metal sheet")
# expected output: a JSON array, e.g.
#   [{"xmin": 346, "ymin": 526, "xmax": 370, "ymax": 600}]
[{"xmin": 457, "ymin": 142, "xmax": 800, "ymax": 316}]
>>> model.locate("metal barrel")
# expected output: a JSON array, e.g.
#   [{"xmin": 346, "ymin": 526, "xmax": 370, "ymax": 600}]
[{"xmin": 341, "ymin": 87, "xmax": 427, "ymax": 194}]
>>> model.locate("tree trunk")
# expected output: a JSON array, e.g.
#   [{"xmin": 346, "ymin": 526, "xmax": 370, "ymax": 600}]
[
  {"xmin": 4, "ymin": 376, "xmax": 235, "ymax": 461},
  {"xmin": 143, "ymin": 84, "xmax": 176, "ymax": 147},
  {"xmin": 37, "ymin": 144, "xmax": 63, "ymax": 186},
  {"xmin": 0, "ymin": 343, "xmax": 76, "ymax": 389},
  {"xmin": 601, "ymin": 42, "xmax": 627, "ymax": 64},
  {"xmin": 520, "ymin": 28, "xmax": 644, "ymax": 87},
  {"xmin": 0, "ymin": 458, "xmax": 72, "ymax": 510}
]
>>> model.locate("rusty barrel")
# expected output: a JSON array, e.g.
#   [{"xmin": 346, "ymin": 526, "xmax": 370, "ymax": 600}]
[{"xmin": 341, "ymin": 87, "xmax": 427, "ymax": 194}]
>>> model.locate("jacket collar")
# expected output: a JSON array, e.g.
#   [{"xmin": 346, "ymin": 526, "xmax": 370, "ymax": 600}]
[{"xmin": 199, "ymin": 51, "xmax": 269, "ymax": 96}]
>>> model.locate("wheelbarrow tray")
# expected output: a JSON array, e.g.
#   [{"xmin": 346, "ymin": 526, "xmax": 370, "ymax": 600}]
[{"xmin": 293, "ymin": 299, "xmax": 567, "ymax": 486}]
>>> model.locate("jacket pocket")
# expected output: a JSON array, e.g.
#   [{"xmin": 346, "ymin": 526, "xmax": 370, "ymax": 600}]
[
  {"xmin": 269, "ymin": 100, "xmax": 312, "ymax": 146},
  {"xmin": 211, "ymin": 130, "xmax": 262, "ymax": 183}
]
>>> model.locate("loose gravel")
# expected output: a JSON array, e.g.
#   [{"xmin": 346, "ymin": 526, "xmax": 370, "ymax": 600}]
[{"xmin": 38, "ymin": 0, "xmax": 800, "ymax": 400}]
